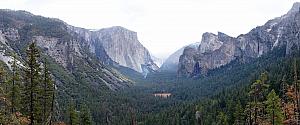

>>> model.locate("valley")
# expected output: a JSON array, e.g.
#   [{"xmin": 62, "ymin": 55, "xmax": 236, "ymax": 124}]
[{"xmin": 0, "ymin": 1, "xmax": 300, "ymax": 125}]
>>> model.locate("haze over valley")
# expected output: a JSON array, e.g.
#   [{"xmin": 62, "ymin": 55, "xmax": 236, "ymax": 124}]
[{"xmin": 0, "ymin": 1, "xmax": 300, "ymax": 125}]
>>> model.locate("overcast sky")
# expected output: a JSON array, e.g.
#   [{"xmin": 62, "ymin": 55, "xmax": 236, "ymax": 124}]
[{"xmin": 0, "ymin": 0, "xmax": 298, "ymax": 59}]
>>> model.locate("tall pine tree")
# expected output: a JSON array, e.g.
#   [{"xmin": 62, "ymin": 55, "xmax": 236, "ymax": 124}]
[
  {"xmin": 80, "ymin": 104, "xmax": 92, "ymax": 125},
  {"xmin": 8, "ymin": 53, "xmax": 21, "ymax": 114},
  {"xmin": 69, "ymin": 103, "xmax": 79, "ymax": 125},
  {"xmin": 249, "ymin": 72, "xmax": 269, "ymax": 124},
  {"xmin": 41, "ymin": 60, "xmax": 54, "ymax": 124},
  {"xmin": 24, "ymin": 42, "xmax": 42, "ymax": 125},
  {"xmin": 265, "ymin": 90, "xmax": 284, "ymax": 125}
]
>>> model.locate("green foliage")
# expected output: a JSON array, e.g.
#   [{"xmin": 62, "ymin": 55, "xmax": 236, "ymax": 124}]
[
  {"xmin": 69, "ymin": 103, "xmax": 79, "ymax": 125},
  {"xmin": 23, "ymin": 42, "xmax": 43, "ymax": 124},
  {"xmin": 217, "ymin": 112, "xmax": 229, "ymax": 125},
  {"xmin": 0, "ymin": 43, "xmax": 56, "ymax": 125},
  {"xmin": 79, "ymin": 104, "xmax": 92, "ymax": 125},
  {"xmin": 0, "ymin": 62, "xmax": 22, "ymax": 125},
  {"xmin": 8, "ymin": 54, "xmax": 21, "ymax": 113},
  {"xmin": 233, "ymin": 101, "xmax": 244, "ymax": 125},
  {"xmin": 139, "ymin": 46, "xmax": 300, "ymax": 124},
  {"xmin": 249, "ymin": 72, "xmax": 269, "ymax": 102},
  {"xmin": 265, "ymin": 90, "xmax": 283, "ymax": 125},
  {"xmin": 41, "ymin": 60, "xmax": 55, "ymax": 124}
]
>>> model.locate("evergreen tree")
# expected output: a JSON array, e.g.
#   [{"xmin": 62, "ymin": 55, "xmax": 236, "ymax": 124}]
[
  {"xmin": 49, "ymin": 60, "xmax": 56, "ymax": 125},
  {"xmin": 41, "ymin": 60, "xmax": 54, "ymax": 124},
  {"xmin": 293, "ymin": 59, "xmax": 300, "ymax": 124},
  {"xmin": 265, "ymin": 90, "xmax": 284, "ymax": 125},
  {"xmin": 69, "ymin": 103, "xmax": 79, "ymax": 125},
  {"xmin": 244, "ymin": 102, "xmax": 252, "ymax": 125},
  {"xmin": 217, "ymin": 112, "xmax": 228, "ymax": 125},
  {"xmin": 0, "ymin": 67, "xmax": 9, "ymax": 124},
  {"xmin": 8, "ymin": 54, "xmax": 21, "ymax": 113},
  {"xmin": 130, "ymin": 108, "xmax": 137, "ymax": 125},
  {"xmin": 249, "ymin": 72, "xmax": 269, "ymax": 124},
  {"xmin": 0, "ymin": 66, "xmax": 21, "ymax": 124},
  {"xmin": 24, "ymin": 42, "xmax": 42, "ymax": 125},
  {"xmin": 233, "ymin": 101, "xmax": 244, "ymax": 125},
  {"xmin": 80, "ymin": 104, "xmax": 92, "ymax": 125}
]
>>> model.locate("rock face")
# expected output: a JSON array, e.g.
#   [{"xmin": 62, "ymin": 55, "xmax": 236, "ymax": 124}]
[
  {"xmin": 93, "ymin": 27, "xmax": 158, "ymax": 73},
  {"xmin": 68, "ymin": 26, "xmax": 158, "ymax": 73},
  {"xmin": 151, "ymin": 55, "xmax": 163, "ymax": 68},
  {"xmin": 0, "ymin": 9, "xmax": 133, "ymax": 90},
  {"xmin": 160, "ymin": 42, "xmax": 199, "ymax": 72},
  {"xmin": 178, "ymin": 2, "xmax": 300, "ymax": 77},
  {"xmin": 198, "ymin": 33, "xmax": 224, "ymax": 53}
]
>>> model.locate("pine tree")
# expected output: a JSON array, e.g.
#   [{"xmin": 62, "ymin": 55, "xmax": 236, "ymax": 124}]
[
  {"xmin": 233, "ymin": 101, "xmax": 244, "ymax": 125},
  {"xmin": 49, "ymin": 60, "xmax": 56, "ymax": 125},
  {"xmin": 8, "ymin": 54, "xmax": 21, "ymax": 113},
  {"xmin": 217, "ymin": 112, "xmax": 228, "ymax": 125},
  {"xmin": 130, "ymin": 107, "xmax": 137, "ymax": 125},
  {"xmin": 0, "ymin": 67, "xmax": 9, "ymax": 124},
  {"xmin": 0, "ymin": 66, "xmax": 21, "ymax": 124},
  {"xmin": 293, "ymin": 59, "xmax": 300, "ymax": 125},
  {"xmin": 80, "ymin": 104, "xmax": 92, "ymax": 125},
  {"xmin": 0, "ymin": 66, "xmax": 11, "ymax": 119},
  {"xmin": 265, "ymin": 90, "xmax": 284, "ymax": 125},
  {"xmin": 244, "ymin": 102, "xmax": 252, "ymax": 125},
  {"xmin": 69, "ymin": 103, "xmax": 79, "ymax": 125},
  {"xmin": 174, "ymin": 113, "xmax": 180, "ymax": 125},
  {"xmin": 249, "ymin": 72, "xmax": 269, "ymax": 124},
  {"xmin": 24, "ymin": 42, "xmax": 42, "ymax": 125},
  {"xmin": 41, "ymin": 60, "xmax": 54, "ymax": 124}
]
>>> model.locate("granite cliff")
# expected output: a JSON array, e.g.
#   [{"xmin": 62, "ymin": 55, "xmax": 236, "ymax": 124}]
[
  {"xmin": 0, "ymin": 9, "xmax": 135, "ymax": 90},
  {"xmin": 178, "ymin": 3, "xmax": 300, "ymax": 77}
]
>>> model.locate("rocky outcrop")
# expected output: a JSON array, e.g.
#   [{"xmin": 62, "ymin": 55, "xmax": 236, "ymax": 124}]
[
  {"xmin": 178, "ymin": 2, "xmax": 300, "ymax": 77},
  {"xmin": 198, "ymin": 32, "xmax": 224, "ymax": 53},
  {"xmin": 178, "ymin": 46, "xmax": 198, "ymax": 76},
  {"xmin": 92, "ymin": 26, "xmax": 158, "ymax": 73},
  {"xmin": 68, "ymin": 26, "xmax": 159, "ymax": 73},
  {"xmin": 178, "ymin": 32, "xmax": 237, "ymax": 76},
  {"xmin": 160, "ymin": 42, "xmax": 199, "ymax": 72}
]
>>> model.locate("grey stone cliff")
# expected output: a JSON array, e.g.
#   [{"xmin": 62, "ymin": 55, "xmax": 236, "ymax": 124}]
[
  {"xmin": 178, "ymin": 2, "xmax": 300, "ymax": 77},
  {"xmin": 69, "ymin": 26, "xmax": 159, "ymax": 73}
]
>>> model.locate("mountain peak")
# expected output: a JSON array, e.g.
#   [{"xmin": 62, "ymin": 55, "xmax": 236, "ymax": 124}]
[
  {"xmin": 100, "ymin": 26, "xmax": 133, "ymax": 32},
  {"xmin": 202, "ymin": 32, "xmax": 216, "ymax": 37},
  {"xmin": 0, "ymin": 9, "xmax": 34, "ymax": 17},
  {"xmin": 288, "ymin": 2, "xmax": 300, "ymax": 14}
]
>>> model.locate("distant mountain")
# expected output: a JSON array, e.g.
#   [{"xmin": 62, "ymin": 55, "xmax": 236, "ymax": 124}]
[
  {"xmin": 151, "ymin": 55, "xmax": 163, "ymax": 68},
  {"xmin": 178, "ymin": 2, "xmax": 300, "ymax": 77},
  {"xmin": 160, "ymin": 42, "xmax": 199, "ymax": 72}
]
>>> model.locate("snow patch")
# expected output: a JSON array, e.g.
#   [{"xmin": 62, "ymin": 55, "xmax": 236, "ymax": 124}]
[
  {"xmin": 266, "ymin": 22, "xmax": 278, "ymax": 32},
  {"xmin": 0, "ymin": 51, "xmax": 24, "ymax": 70},
  {"xmin": 0, "ymin": 51, "xmax": 13, "ymax": 69}
]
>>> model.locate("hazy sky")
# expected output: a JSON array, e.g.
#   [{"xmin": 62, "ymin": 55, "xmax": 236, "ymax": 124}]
[{"xmin": 0, "ymin": 0, "xmax": 298, "ymax": 59}]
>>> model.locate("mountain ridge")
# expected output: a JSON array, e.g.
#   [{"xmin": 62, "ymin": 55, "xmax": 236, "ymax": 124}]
[
  {"xmin": 0, "ymin": 9, "xmax": 136, "ymax": 90},
  {"xmin": 178, "ymin": 2, "xmax": 300, "ymax": 77}
]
